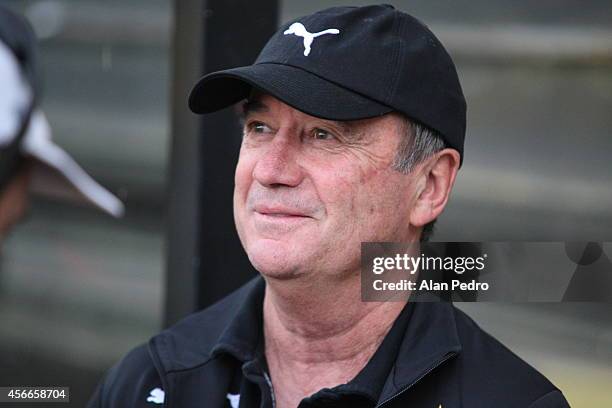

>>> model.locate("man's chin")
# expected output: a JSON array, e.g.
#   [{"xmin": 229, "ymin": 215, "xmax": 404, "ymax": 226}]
[
  {"xmin": 246, "ymin": 244, "xmax": 304, "ymax": 281},
  {"xmin": 258, "ymin": 268, "xmax": 303, "ymax": 282}
]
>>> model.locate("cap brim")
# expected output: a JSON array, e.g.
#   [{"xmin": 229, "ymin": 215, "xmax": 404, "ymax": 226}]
[
  {"xmin": 21, "ymin": 111, "xmax": 125, "ymax": 217},
  {"xmin": 189, "ymin": 63, "xmax": 393, "ymax": 120}
]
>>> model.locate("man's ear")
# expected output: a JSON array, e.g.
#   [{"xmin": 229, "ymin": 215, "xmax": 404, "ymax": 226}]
[{"xmin": 409, "ymin": 148, "xmax": 460, "ymax": 228}]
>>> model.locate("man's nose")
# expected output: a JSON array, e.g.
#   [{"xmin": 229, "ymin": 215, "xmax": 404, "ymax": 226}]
[{"xmin": 252, "ymin": 130, "xmax": 303, "ymax": 187}]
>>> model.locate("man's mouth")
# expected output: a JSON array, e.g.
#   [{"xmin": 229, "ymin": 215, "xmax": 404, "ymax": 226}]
[{"xmin": 253, "ymin": 205, "xmax": 311, "ymax": 218}]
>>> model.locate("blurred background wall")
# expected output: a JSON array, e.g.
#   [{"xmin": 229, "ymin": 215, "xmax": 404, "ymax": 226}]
[
  {"xmin": 0, "ymin": 0, "xmax": 610, "ymax": 406},
  {"xmin": 0, "ymin": 0, "xmax": 169, "ymax": 405}
]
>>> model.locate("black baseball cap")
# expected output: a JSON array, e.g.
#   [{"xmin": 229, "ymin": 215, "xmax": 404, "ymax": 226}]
[{"xmin": 189, "ymin": 4, "xmax": 467, "ymax": 160}]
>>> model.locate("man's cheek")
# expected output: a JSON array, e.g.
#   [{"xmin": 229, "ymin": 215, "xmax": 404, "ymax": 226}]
[
  {"xmin": 234, "ymin": 156, "xmax": 256, "ymax": 197},
  {"xmin": 318, "ymin": 177, "xmax": 355, "ymax": 214},
  {"xmin": 233, "ymin": 161, "xmax": 253, "ymax": 228}
]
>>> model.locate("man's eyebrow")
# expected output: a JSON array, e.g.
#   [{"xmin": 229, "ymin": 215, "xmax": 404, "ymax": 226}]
[
  {"xmin": 328, "ymin": 120, "xmax": 354, "ymax": 136},
  {"xmin": 241, "ymin": 99, "xmax": 269, "ymax": 117},
  {"xmin": 320, "ymin": 118, "xmax": 365, "ymax": 141},
  {"xmin": 240, "ymin": 100, "xmax": 360, "ymax": 138}
]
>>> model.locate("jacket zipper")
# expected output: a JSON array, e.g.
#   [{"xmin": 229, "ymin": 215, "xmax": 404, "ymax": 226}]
[
  {"xmin": 263, "ymin": 370, "xmax": 277, "ymax": 408},
  {"xmin": 374, "ymin": 351, "xmax": 458, "ymax": 408}
]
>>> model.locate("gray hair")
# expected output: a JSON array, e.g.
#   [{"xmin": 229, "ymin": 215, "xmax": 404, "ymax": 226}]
[
  {"xmin": 392, "ymin": 119, "xmax": 446, "ymax": 174},
  {"xmin": 392, "ymin": 118, "xmax": 447, "ymax": 241}
]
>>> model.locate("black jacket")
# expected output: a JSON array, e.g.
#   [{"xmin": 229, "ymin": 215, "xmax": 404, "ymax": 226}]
[{"xmin": 88, "ymin": 277, "xmax": 570, "ymax": 408}]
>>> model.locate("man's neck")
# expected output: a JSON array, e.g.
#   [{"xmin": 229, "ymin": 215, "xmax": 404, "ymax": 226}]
[{"xmin": 262, "ymin": 274, "xmax": 406, "ymax": 408}]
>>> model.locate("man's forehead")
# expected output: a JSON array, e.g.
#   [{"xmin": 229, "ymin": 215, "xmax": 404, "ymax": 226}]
[
  {"xmin": 241, "ymin": 91, "xmax": 401, "ymax": 135},
  {"xmin": 242, "ymin": 92, "xmax": 350, "ymax": 131},
  {"xmin": 242, "ymin": 91, "xmax": 296, "ymax": 116}
]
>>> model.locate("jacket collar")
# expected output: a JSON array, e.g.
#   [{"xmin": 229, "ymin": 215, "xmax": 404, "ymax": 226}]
[
  {"xmin": 378, "ymin": 300, "xmax": 462, "ymax": 404},
  {"xmin": 150, "ymin": 275, "xmax": 462, "ymax": 401},
  {"xmin": 210, "ymin": 277, "xmax": 266, "ymax": 362},
  {"xmin": 149, "ymin": 277, "xmax": 265, "ymax": 374}
]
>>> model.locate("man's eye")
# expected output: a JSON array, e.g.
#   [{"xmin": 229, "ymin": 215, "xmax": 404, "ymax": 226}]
[
  {"xmin": 248, "ymin": 122, "xmax": 272, "ymax": 134},
  {"xmin": 312, "ymin": 128, "xmax": 334, "ymax": 140}
]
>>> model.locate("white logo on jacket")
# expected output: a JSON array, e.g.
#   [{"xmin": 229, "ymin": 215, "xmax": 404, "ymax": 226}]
[
  {"xmin": 146, "ymin": 388, "xmax": 165, "ymax": 404},
  {"xmin": 226, "ymin": 393, "xmax": 240, "ymax": 408},
  {"xmin": 283, "ymin": 22, "xmax": 340, "ymax": 56}
]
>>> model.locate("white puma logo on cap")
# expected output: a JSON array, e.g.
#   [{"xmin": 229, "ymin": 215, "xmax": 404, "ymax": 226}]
[{"xmin": 283, "ymin": 22, "xmax": 340, "ymax": 56}]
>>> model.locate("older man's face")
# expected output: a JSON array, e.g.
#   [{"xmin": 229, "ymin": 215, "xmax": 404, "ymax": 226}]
[{"xmin": 234, "ymin": 94, "xmax": 420, "ymax": 281}]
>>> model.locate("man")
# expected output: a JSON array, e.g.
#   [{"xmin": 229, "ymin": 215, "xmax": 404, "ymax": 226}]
[
  {"xmin": 89, "ymin": 5, "xmax": 569, "ymax": 407},
  {"xmin": 0, "ymin": 7, "xmax": 123, "ymax": 246}
]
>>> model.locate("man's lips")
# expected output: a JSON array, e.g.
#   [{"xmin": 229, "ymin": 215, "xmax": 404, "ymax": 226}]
[
  {"xmin": 253, "ymin": 205, "xmax": 312, "ymax": 218},
  {"xmin": 250, "ymin": 204, "xmax": 316, "ymax": 233}
]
